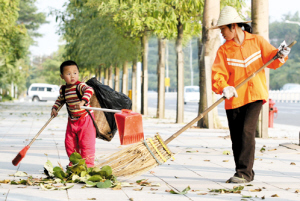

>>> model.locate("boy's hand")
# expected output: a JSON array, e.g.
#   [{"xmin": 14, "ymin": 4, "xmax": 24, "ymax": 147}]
[
  {"xmin": 51, "ymin": 108, "xmax": 58, "ymax": 117},
  {"xmin": 74, "ymin": 100, "xmax": 86, "ymax": 109}
]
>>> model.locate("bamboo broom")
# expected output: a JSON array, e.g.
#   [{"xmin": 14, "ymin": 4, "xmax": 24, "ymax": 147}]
[{"xmin": 96, "ymin": 41, "xmax": 296, "ymax": 177}]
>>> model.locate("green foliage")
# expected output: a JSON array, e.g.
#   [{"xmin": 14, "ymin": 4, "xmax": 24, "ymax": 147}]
[
  {"xmin": 56, "ymin": 0, "xmax": 140, "ymax": 73},
  {"xmin": 43, "ymin": 152, "xmax": 119, "ymax": 189},
  {"xmin": 269, "ymin": 12, "xmax": 300, "ymax": 89},
  {"xmin": 0, "ymin": 0, "xmax": 47, "ymax": 97},
  {"xmin": 18, "ymin": 0, "xmax": 48, "ymax": 38}
]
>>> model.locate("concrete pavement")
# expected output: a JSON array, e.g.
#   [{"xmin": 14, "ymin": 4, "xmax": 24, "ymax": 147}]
[{"xmin": 1, "ymin": 101, "xmax": 300, "ymax": 201}]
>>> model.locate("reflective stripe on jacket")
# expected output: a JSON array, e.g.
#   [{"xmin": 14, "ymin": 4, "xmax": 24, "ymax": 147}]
[{"xmin": 212, "ymin": 31, "xmax": 287, "ymax": 110}]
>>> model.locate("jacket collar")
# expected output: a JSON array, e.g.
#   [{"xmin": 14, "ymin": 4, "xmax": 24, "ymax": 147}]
[{"xmin": 223, "ymin": 31, "xmax": 254, "ymax": 49}]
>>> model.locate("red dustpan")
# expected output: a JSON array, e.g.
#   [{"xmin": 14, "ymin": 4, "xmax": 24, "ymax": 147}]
[
  {"xmin": 81, "ymin": 106, "xmax": 144, "ymax": 145},
  {"xmin": 115, "ymin": 109, "xmax": 144, "ymax": 145}
]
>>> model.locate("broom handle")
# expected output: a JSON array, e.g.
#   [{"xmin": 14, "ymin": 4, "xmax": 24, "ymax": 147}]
[
  {"xmin": 165, "ymin": 41, "xmax": 296, "ymax": 145},
  {"xmin": 28, "ymin": 104, "xmax": 64, "ymax": 147},
  {"xmin": 81, "ymin": 106, "xmax": 122, "ymax": 113}
]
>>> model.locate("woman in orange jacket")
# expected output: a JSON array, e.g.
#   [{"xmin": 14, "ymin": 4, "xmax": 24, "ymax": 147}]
[{"xmin": 211, "ymin": 6, "xmax": 290, "ymax": 183}]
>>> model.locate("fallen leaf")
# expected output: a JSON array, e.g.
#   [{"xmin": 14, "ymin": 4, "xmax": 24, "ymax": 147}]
[
  {"xmin": 260, "ymin": 147, "xmax": 265, "ymax": 153},
  {"xmin": 129, "ymin": 198, "xmax": 134, "ymax": 201},
  {"xmin": 204, "ymin": 160, "xmax": 210, "ymax": 162},
  {"xmin": 261, "ymin": 195, "xmax": 265, "ymax": 199},
  {"xmin": 121, "ymin": 182, "xmax": 134, "ymax": 187},
  {"xmin": 186, "ymin": 150, "xmax": 198, "ymax": 153},
  {"xmin": 169, "ymin": 186, "xmax": 190, "ymax": 195},
  {"xmin": 223, "ymin": 150, "xmax": 231, "ymax": 155},
  {"xmin": 13, "ymin": 171, "xmax": 28, "ymax": 177},
  {"xmin": 133, "ymin": 187, "xmax": 143, "ymax": 191},
  {"xmin": 174, "ymin": 176, "xmax": 178, "ymax": 179},
  {"xmin": 271, "ymin": 194, "xmax": 279, "ymax": 197},
  {"xmin": 165, "ymin": 190, "xmax": 171, "ymax": 192},
  {"xmin": 87, "ymin": 199, "xmax": 96, "ymax": 200},
  {"xmin": 0, "ymin": 180, "xmax": 10, "ymax": 184},
  {"xmin": 295, "ymin": 189, "xmax": 300, "ymax": 193},
  {"xmin": 197, "ymin": 193, "xmax": 207, "ymax": 195},
  {"xmin": 268, "ymin": 148, "xmax": 277, "ymax": 151},
  {"xmin": 150, "ymin": 188, "xmax": 158, "ymax": 191},
  {"xmin": 246, "ymin": 184, "xmax": 253, "ymax": 186},
  {"xmin": 150, "ymin": 171, "xmax": 155, "ymax": 174},
  {"xmin": 242, "ymin": 195, "xmax": 252, "ymax": 198},
  {"xmin": 290, "ymin": 162, "xmax": 296, "ymax": 165},
  {"xmin": 223, "ymin": 160, "xmax": 229, "ymax": 162},
  {"xmin": 249, "ymin": 188, "xmax": 262, "ymax": 192}
]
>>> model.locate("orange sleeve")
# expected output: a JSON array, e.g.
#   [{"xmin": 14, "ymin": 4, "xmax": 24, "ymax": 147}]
[
  {"xmin": 212, "ymin": 47, "xmax": 230, "ymax": 94},
  {"xmin": 258, "ymin": 36, "xmax": 288, "ymax": 69}
]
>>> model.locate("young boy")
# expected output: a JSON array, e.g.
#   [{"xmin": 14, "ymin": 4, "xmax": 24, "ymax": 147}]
[{"xmin": 51, "ymin": 60, "xmax": 96, "ymax": 167}]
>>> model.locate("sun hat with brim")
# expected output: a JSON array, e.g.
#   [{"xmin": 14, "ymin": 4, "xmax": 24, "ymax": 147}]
[{"xmin": 210, "ymin": 6, "xmax": 251, "ymax": 29}]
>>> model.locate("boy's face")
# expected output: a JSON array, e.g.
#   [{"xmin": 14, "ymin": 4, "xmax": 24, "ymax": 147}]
[{"xmin": 60, "ymin": 65, "xmax": 79, "ymax": 85}]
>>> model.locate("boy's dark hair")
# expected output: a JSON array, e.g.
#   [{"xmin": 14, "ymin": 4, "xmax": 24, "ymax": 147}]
[
  {"xmin": 60, "ymin": 60, "xmax": 79, "ymax": 74},
  {"xmin": 227, "ymin": 23, "xmax": 252, "ymax": 34}
]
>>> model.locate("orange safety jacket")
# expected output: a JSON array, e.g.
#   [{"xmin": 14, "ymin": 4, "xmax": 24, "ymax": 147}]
[{"xmin": 212, "ymin": 31, "xmax": 287, "ymax": 110}]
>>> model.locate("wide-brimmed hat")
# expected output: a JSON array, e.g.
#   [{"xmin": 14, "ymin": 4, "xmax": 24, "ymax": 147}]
[{"xmin": 210, "ymin": 6, "xmax": 251, "ymax": 29}]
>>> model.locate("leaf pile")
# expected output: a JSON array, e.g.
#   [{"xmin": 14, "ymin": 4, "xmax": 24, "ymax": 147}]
[
  {"xmin": 209, "ymin": 185, "xmax": 244, "ymax": 194},
  {"xmin": 43, "ymin": 152, "xmax": 119, "ymax": 189}
]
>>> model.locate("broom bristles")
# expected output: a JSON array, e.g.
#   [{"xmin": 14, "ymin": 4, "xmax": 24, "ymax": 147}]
[{"xmin": 95, "ymin": 135, "xmax": 172, "ymax": 177}]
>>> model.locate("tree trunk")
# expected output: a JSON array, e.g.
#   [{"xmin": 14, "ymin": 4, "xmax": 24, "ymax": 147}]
[
  {"xmin": 122, "ymin": 61, "xmax": 128, "ymax": 95},
  {"xmin": 108, "ymin": 65, "xmax": 113, "ymax": 88},
  {"xmin": 141, "ymin": 33, "xmax": 148, "ymax": 115},
  {"xmin": 157, "ymin": 38, "xmax": 166, "ymax": 119},
  {"xmin": 132, "ymin": 60, "xmax": 137, "ymax": 112},
  {"xmin": 98, "ymin": 65, "xmax": 102, "ymax": 82},
  {"xmin": 252, "ymin": 0, "xmax": 269, "ymax": 138},
  {"xmin": 104, "ymin": 68, "xmax": 108, "ymax": 85},
  {"xmin": 115, "ymin": 67, "xmax": 120, "ymax": 92},
  {"xmin": 197, "ymin": 0, "xmax": 221, "ymax": 128},
  {"xmin": 176, "ymin": 19, "xmax": 184, "ymax": 123}
]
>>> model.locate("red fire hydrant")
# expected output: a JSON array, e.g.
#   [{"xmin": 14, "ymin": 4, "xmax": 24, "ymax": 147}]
[{"xmin": 269, "ymin": 99, "xmax": 278, "ymax": 128}]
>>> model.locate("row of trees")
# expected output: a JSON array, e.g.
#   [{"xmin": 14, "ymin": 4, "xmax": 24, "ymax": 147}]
[
  {"xmin": 55, "ymin": 0, "xmax": 246, "ymax": 125},
  {"xmin": 0, "ymin": 0, "xmax": 47, "ymax": 100}
]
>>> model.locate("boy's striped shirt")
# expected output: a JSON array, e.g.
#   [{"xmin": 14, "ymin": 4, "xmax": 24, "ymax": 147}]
[{"xmin": 53, "ymin": 81, "xmax": 94, "ymax": 120}]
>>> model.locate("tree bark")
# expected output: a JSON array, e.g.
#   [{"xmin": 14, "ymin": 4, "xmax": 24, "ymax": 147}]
[
  {"xmin": 157, "ymin": 38, "xmax": 166, "ymax": 119},
  {"xmin": 132, "ymin": 60, "xmax": 137, "ymax": 112},
  {"xmin": 197, "ymin": 0, "xmax": 221, "ymax": 128},
  {"xmin": 104, "ymin": 68, "xmax": 108, "ymax": 85},
  {"xmin": 176, "ymin": 19, "xmax": 184, "ymax": 123},
  {"xmin": 252, "ymin": 0, "xmax": 269, "ymax": 138},
  {"xmin": 108, "ymin": 65, "xmax": 113, "ymax": 88},
  {"xmin": 114, "ymin": 67, "xmax": 120, "ymax": 92},
  {"xmin": 98, "ymin": 65, "xmax": 102, "ymax": 82},
  {"xmin": 141, "ymin": 33, "xmax": 148, "ymax": 115},
  {"xmin": 122, "ymin": 61, "xmax": 128, "ymax": 95}
]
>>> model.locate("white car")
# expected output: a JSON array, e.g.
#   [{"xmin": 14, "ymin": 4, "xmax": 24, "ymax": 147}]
[
  {"xmin": 184, "ymin": 86, "xmax": 200, "ymax": 104},
  {"xmin": 27, "ymin": 83, "xmax": 60, "ymax": 102},
  {"xmin": 281, "ymin": 83, "xmax": 300, "ymax": 91}
]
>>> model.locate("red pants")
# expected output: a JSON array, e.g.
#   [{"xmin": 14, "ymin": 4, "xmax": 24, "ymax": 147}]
[{"xmin": 65, "ymin": 113, "xmax": 96, "ymax": 167}]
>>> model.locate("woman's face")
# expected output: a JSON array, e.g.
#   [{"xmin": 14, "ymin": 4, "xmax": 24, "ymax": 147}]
[{"xmin": 220, "ymin": 25, "xmax": 235, "ymax": 41}]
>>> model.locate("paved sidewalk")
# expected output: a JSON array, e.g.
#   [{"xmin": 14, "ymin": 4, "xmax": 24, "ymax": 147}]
[{"xmin": 1, "ymin": 101, "xmax": 300, "ymax": 201}]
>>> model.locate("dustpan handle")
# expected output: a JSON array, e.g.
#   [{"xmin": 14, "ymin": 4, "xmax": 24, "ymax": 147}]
[
  {"xmin": 81, "ymin": 106, "xmax": 122, "ymax": 113},
  {"xmin": 164, "ymin": 41, "xmax": 297, "ymax": 145}
]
